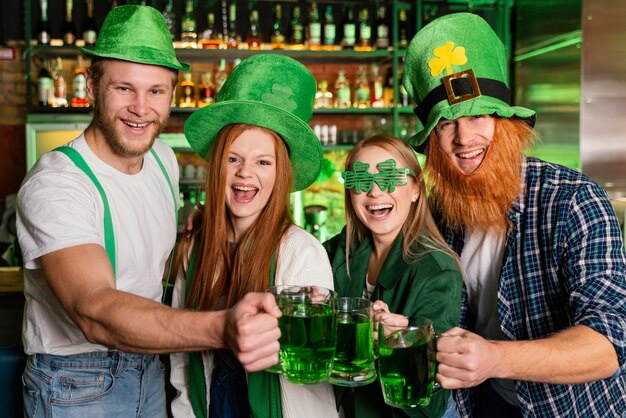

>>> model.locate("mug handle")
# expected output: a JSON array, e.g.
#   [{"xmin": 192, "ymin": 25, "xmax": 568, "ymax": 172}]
[{"xmin": 432, "ymin": 333, "xmax": 443, "ymax": 394}]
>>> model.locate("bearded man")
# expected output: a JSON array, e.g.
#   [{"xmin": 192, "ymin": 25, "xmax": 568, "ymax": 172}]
[{"xmin": 403, "ymin": 13, "xmax": 626, "ymax": 418}]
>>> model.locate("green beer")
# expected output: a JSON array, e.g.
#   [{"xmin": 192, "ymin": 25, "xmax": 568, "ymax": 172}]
[
  {"xmin": 378, "ymin": 334, "xmax": 436, "ymax": 407},
  {"xmin": 330, "ymin": 312, "xmax": 376, "ymax": 386},
  {"xmin": 279, "ymin": 303, "xmax": 337, "ymax": 384}
]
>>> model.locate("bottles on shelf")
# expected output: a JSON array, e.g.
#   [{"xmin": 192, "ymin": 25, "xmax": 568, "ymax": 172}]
[
  {"xmin": 180, "ymin": 0, "xmax": 198, "ymax": 48},
  {"xmin": 270, "ymin": 4, "xmax": 286, "ymax": 50},
  {"xmin": 341, "ymin": 6, "xmax": 356, "ymax": 50},
  {"xmin": 63, "ymin": 0, "xmax": 77, "ymax": 46},
  {"xmin": 71, "ymin": 55, "xmax": 89, "ymax": 108},
  {"xmin": 354, "ymin": 65, "xmax": 371, "ymax": 108},
  {"xmin": 246, "ymin": 9, "xmax": 263, "ymax": 50},
  {"xmin": 307, "ymin": 2, "xmax": 322, "ymax": 50},
  {"xmin": 334, "ymin": 69, "xmax": 351, "ymax": 109},
  {"xmin": 162, "ymin": 0, "xmax": 177, "ymax": 41},
  {"xmin": 226, "ymin": 2, "xmax": 240, "ymax": 49},
  {"xmin": 197, "ymin": 71, "xmax": 216, "ymax": 108},
  {"xmin": 314, "ymin": 80, "xmax": 333, "ymax": 109},
  {"xmin": 370, "ymin": 64, "xmax": 385, "ymax": 108},
  {"xmin": 398, "ymin": 9, "xmax": 409, "ymax": 49},
  {"xmin": 30, "ymin": 2, "xmax": 415, "ymax": 52},
  {"xmin": 355, "ymin": 8, "xmax": 373, "ymax": 52},
  {"xmin": 37, "ymin": 59, "xmax": 53, "ymax": 107},
  {"xmin": 289, "ymin": 5, "xmax": 305, "ymax": 50},
  {"xmin": 200, "ymin": 12, "xmax": 221, "ymax": 49},
  {"xmin": 82, "ymin": 0, "xmax": 97, "ymax": 47},
  {"xmin": 51, "ymin": 57, "xmax": 68, "ymax": 108},
  {"xmin": 37, "ymin": 0, "xmax": 51, "ymax": 46},
  {"xmin": 375, "ymin": 5, "xmax": 389, "ymax": 50},
  {"xmin": 178, "ymin": 72, "xmax": 197, "ymax": 108},
  {"xmin": 323, "ymin": 5, "xmax": 336, "ymax": 50},
  {"xmin": 214, "ymin": 58, "xmax": 228, "ymax": 94}
]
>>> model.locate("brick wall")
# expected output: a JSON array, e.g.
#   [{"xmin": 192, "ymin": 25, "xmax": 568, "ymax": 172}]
[{"xmin": 0, "ymin": 40, "xmax": 27, "ymax": 201}]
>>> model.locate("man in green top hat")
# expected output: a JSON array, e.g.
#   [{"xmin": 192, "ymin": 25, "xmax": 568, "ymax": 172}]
[
  {"xmin": 403, "ymin": 12, "xmax": 626, "ymax": 417},
  {"xmin": 17, "ymin": 5, "xmax": 282, "ymax": 417}
]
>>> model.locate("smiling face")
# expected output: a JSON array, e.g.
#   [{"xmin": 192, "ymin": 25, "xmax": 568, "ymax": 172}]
[
  {"xmin": 225, "ymin": 128, "xmax": 278, "ymax": 239},
  {"xmin": 88, "ymin": 60, "xmax": 176, "ymax": 159},
  {"xmin": 349, "ymin": 146, "xmax": 419, "ymax": 245},
  {"xmin": 433, "ymin": 115, "xmax": 496, "ymax": 175}
]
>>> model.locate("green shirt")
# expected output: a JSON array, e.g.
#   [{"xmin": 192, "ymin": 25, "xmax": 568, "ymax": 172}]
[{"xmin": 324, "ymin": 229, "xmax": 462, "ymax": 418}]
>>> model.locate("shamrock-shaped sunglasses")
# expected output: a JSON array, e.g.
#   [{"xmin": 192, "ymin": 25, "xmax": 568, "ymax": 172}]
[{"xmin": 342, "ymin": 159, "xmax": 416, "ymax": 194}]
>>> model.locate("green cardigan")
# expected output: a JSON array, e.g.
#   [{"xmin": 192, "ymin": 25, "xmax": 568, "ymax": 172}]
[{"xmin": 324, "ymin": 229, "xmax": 462, "ymax": 418}]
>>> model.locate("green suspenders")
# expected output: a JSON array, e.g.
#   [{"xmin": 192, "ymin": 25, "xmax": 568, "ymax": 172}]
[{"xmin": 54, "ymin": 146, "xmax": 178, "ymax": 286}]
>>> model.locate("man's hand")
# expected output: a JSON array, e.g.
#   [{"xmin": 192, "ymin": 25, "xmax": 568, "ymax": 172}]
[
  {"xmin": 224, "ymin": 292, "xmax": 282, "ymax": 372},
  {"xmin": 436, "ymin": 327, "xmax": 501, "ymax": 389}
]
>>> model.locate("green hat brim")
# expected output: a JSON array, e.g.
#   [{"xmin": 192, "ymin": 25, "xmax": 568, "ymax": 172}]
[
  {"xmin": 184, "ymin": 101, "xmax": 322, "ymax": 191},
  {"xmin": 409, "ymin": 96, "xmax": 535, "ymax": 151},
  {"xmin": 80, "ymin": 46, "xmax": 190, "ymax": 71}
]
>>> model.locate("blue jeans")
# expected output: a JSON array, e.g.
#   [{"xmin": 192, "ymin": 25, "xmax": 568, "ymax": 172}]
[{"xmin": 22, "ymin": 351, "xmax": 166, "ymax": 418}]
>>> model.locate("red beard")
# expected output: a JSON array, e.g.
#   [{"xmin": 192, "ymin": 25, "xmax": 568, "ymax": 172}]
[{"xmin": 424, "ymin": 118, "xmax": 535, "ymax": 233}]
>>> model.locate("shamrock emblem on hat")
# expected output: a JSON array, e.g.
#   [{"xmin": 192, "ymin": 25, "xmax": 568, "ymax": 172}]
[
  {"xmin": 261, "ymin": 84, "xmax": 297, "ymax": 112},
  {"xmin": 428, "ymin": 41, "xmax": 467, "ymax": 77}
]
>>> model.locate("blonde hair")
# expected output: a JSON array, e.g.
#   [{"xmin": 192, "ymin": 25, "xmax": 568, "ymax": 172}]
[
  {"xmin": 343, "ymin": 134, "xmax": 459, "ymax": 271},
  {"xmin": 177, "ymin": 123, "xmax": 293, "ymax": 311}
]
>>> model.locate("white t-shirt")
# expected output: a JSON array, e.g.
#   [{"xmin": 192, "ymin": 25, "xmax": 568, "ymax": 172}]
[
  {"xmin": 462, "ymin": 227, "xmax": 519, "ymax": 406},
  {"xmin": 169, "ymin": 226, "xmax": 339, "ymax": 418},
  {"xmin": 17, "ymin": 133, "xmax": 179, "ymax": 355}
]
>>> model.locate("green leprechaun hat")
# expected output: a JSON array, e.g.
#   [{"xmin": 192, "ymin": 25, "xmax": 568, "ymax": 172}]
[
  {"xmin": 81, "ymin": 5, "xmax": 189, "ymax": 71},
  {"xmin": 184, "ymin": 54, "xmax": 322, "ymax": 191},
  {"xmin": 403, "ymin": 13, "xmax": 535, "ymax": 152}
]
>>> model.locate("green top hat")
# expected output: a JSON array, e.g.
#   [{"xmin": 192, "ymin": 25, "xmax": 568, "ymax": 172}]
[
  {"xmin": 184, "ymin": 54, "xmax": 322, "ymax": 192},
  {"xmin": 81, "ymin": 5, "xmax": 189, "ymax": 71},
  {"xmin": 403, "ymin": 13, "xmax": 535, "ymax": 151}
]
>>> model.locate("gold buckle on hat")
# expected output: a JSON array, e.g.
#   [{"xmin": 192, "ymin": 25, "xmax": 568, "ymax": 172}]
[{"xmin": 443, "ymin": 69, "xmax": 482, "ymax": 105}]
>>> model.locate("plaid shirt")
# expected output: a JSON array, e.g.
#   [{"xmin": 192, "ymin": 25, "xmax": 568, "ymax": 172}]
[{"xmin": 439, "ymin": 157, "xmax": 626, "ymax": 417}]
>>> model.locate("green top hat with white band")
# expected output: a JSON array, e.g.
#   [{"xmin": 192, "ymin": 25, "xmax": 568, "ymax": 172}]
[
  {"xmin": 81, "ymin": 5, "xmax": 189, "ymax": 71},
  {"xmin": 403, "ymin": 13, "xmax": 535, "ymax": 151},
  {"xmin": 184, "ymin": 54, "xmax": 322, "ymax": 192}
]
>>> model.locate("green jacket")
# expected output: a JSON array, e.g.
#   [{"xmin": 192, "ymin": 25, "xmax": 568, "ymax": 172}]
[{"xmin": 324, "ymin": 229, "xmax": 462, "ymax": 418}]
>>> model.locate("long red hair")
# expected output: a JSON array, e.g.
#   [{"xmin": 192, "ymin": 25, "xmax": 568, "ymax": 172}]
[{"xmin": 175, "ymin": 124, "xmax": 293, "ymax": 311}]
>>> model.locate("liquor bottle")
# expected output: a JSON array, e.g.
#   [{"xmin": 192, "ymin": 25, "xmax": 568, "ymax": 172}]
[
  {"xmin": 355, "ymin": 8, "xmax": 372, "ymax": 51},
  {"xmin": 270, "ymin": 4, "xmax": 285, "ymax": 49},
  {"xmin": 314, "ymin": 80, "xmax": 333, "ymax": 109},
  {"xmin": 322, "ymin": 5, "xmax": 336, "ymax": 49},
  {"xmin": 226, "ymin": 2, "xmax": 240, "ymax": 49},
  {"xmin": 289, "ymin": 5, "xmax": 304, "ymax": 49},
  {"xmin": 37, "ymin": 59, "xmax": 53, "ymax": 107},
  {"xmin": 37, "ymin": 0, "xmax": 51, "ymax": 45},
  {"xmin": 71, "ymin": 55, "xmax": 89, "ymax": 108},
  {"xmin": 181, "ymin": 0, "xmax": 197, "ymax": 48},
  {"xmin": 354, "ymin": 65, "xmax": 370, "ymax": 108},
  {"xmin": 341, "ymin": 5, "xmax": 356, "ymax": 50},
  {"xmin": 51, "ymin": 58, "xmax": 69, "ymax": 108},
  {"xmin": 197, "ymin": 71, "xmax": 216, "ymax": 107},
  {"xmin": 306, "ymin": 2, "xmax": 321, "ymax": 50},
  {"xmin": 82, "ymin": 0, "xmax": 97, "ymax": 46},
  {"xmin": 200, "ymin": 12, "xmax": 221, "ymax": 49},
  {"xmin": 375, "ymin": 5, "xmax": 389, "ymax": 49},
  {"xmin": 383, "ymin": 66, "xmax": 394, "ymax": 107},
  {"xmin": 63, "ymin": 0, "xmax": 77, "ymax": 46},
  {"xmin": 162, "ymin": 0, "xmax": 177, "ymax": 41},
  {"xmin": 398, "ymin": 9, "xmax": 409, "ymax": 49},
  {"xmin": 214, "ymin": 58, "xmax": 228, "ymax": 94},
  {"xmin": 246, "ymin": 9, "xmax": 263, "ymax": 50},
  {"xmin": 370, "ymin": 64, "xmax": 385, "ymax": 108},
  {"xmin": 178, "ymin": 72, "xmax": 197, "ymax": 107},
  {"xmin": 334, "ymin": 69, "xmax": 351, "ymax": 109}
]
